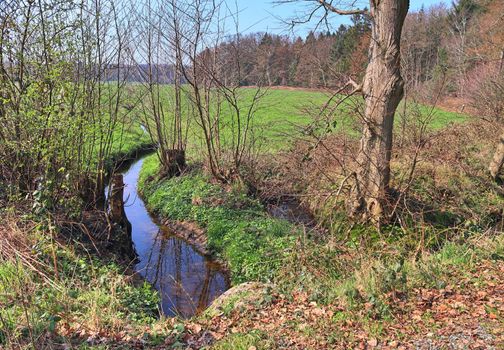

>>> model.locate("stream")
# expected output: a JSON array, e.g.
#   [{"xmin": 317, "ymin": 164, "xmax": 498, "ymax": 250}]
[{"xmin": 118, "ymin": 157, "xmax": 230, "ymax": 318}]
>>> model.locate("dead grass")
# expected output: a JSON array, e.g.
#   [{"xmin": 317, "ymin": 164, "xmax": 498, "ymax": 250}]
[{"xmin": 251, "ymin": 117, "xmax": 504, "ymax": 236}]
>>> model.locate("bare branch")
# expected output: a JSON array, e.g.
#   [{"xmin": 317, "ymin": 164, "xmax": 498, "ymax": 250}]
[{"xmin": 314, "ymin": 0, "xmax": 367, "ymax": 16}]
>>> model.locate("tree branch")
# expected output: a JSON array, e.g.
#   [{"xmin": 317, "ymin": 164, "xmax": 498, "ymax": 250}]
[{"xmin": 315, "ymin": 0, "xmax": 367, "ymax": 15}]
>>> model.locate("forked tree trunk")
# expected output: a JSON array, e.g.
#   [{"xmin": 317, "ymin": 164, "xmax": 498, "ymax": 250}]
[
  {"xmin": 489, "ymin": 132, "xmax": 504, "ymax": 180},
  {"xmin": 162, "ymin": 149, "xmax": 186, "ymax": 178},
  {"xmin": 349, "ymin": 0, "xmax": 409, "ymax": 224}
]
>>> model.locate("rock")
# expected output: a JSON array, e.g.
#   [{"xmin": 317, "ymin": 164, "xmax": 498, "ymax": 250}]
[{"xmin": 205, "ymin": 282, "xmax": 274, "ymax": 317}]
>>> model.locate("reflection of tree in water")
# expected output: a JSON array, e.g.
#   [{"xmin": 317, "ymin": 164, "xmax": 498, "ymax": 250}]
[
  {"xmin": 142, "ymin": 229, "xmax": 227, "ymax": 317},
  {"xmin": 174, "ymin": 237, "xmax": 182, "ymax": 311},
  {"xmin": 105, "ymin": 176, "xmax": 138, "ymax": 262},
  {"xmin": 197, "ymin": 264, "xmax": 217, "ymax": 312},
  {"xmin": 122, "ymin": 217, "xmax": 138, "ymax": 262}
]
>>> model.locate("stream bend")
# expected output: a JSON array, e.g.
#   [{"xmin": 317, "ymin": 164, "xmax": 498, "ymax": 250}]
[{"xmin": 120, "ymin": 157, "xmax": 229, "ymax": 317}]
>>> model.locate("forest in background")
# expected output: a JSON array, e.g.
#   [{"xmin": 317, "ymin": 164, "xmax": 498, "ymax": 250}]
[{"xmin": 209, "ymin": 0, "xmax": 503, "ymax": 99}]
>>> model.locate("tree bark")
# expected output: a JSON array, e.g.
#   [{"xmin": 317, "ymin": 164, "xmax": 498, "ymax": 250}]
[
  {"xmin": 350, "ymin": 0, "xmax": 409, "ymax": 224},
  {"xmin": 489, "ymin": 132, "xmax": 504, "ymax": 181},
  {"xmin": 109, "ymin": 174, "xmax": 135, "ymax": 258},
  {"xmin": 162, "ymin": 149, "xmax": 186, "ymax": 177},
  {"xmin": 110, "ymin": 174, "xmax": 126, "ymax": 225}
]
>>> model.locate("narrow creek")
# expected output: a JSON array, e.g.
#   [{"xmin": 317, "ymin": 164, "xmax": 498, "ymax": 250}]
[{"xmin": 118, "ymin": 157, "xmax": 230, "ymax": 318}]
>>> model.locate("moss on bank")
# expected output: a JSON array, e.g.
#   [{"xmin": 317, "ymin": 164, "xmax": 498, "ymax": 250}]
[{"xmin": 138, "ymin": 155, "xmax": 298, "ymax": 284}]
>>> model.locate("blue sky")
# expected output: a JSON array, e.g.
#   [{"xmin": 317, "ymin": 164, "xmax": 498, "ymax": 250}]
[{"xmin": 234, "ymin": 0, "xmax": 448, "ymax": 36}]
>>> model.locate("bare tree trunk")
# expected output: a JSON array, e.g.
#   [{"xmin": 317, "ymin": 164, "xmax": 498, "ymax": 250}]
[
  {"xmin": 350, "ymin": 0, "xmax": 409, "ymax": 224},
  {"xmin": 491, "ymin": 52, "xmax": 504, "ymax": 181},
  {"xmin": 489, "ymin": 132, "xmax": 504, "ymax": 181}
]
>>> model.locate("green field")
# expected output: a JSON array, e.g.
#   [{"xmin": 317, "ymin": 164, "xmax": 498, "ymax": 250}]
[
  {"xmin": 131, "ymin": 86, "xmax": 468, "ymax": 155},
  {"xmin": 107, "ymin": 120, "xmax": 152, "ymax": 167}
]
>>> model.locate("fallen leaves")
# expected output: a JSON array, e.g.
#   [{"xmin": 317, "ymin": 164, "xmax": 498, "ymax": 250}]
[
  {"xmin": 367, "ymin": 337, "xmax": 378, "ymax": 347},
  {"xmin": 175, "ymin": 259, "xmax": 504, "ymax": 349},
  {"xmin": 55, "ymin": 259, "xmax": 502, "ymax": 349}
]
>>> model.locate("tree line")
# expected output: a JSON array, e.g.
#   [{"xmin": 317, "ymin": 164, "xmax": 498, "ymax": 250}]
[
  {"xmin": 211, "ymin": 12, "xmax": 371, "ymax": 88},
  {"xmin": 210, "ymin": 0, "xmax": 501, "ymax": 101}
]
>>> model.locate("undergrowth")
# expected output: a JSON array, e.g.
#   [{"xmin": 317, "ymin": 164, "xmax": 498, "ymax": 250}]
[
  {"xmin": 139, "ymin": 151, "xmax": 504, "ymax": 324},
  {"xmin": 276, "ymin": 227, "xmax": 504, "ymax": 320},
  {"xmin": 0, "ymin": 217, "xmax": 161, "ymax": 349}
]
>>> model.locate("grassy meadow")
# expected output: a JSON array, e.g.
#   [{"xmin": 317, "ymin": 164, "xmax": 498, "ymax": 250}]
[{"xmin": 128, "ymin": 86, "xmax": 468, "ymax": 154}]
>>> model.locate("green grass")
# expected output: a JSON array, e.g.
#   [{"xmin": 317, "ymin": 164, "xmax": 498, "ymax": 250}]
[
  {"xmin": 248, "ymin": 89, "xmax": 468, "ymax": 140},
  {"xmin": 0, "ymin": 230, "xmax": 160, "ymax": 348},
  {"xmin": 138, "ymin": 155, "xmax": 298, "ymax": 284},
  {"xmin": 234, "ymin": 88, "xmax": 347, "ymax": 149},
  {"xmin": 396, "ymin": 100, "xmax": 468, "ymax": 130},
  {"xmin": 127, "ymin": 86, "xmax": 468, "ymax": 154},
  {"xmin": 211, "ymin": 330, "xmax": 271, "ymax": 350},
  {"xmin": 105, "ymin": 121, "xmax": 152, "ymax": 169},
  {"xmin": 76, "ymin": 82, "xmax": 153, "ymax": 170}
]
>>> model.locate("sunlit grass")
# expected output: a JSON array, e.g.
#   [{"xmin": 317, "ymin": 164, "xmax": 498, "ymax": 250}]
[{"xmin": 126, "ymin": 85, "xmax": 469, "ymax": 156}]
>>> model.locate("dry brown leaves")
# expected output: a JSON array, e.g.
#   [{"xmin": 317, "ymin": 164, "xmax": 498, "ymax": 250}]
[{"xmin": 178, "ymin": 260, "xmax": 504, "ymax": 349}]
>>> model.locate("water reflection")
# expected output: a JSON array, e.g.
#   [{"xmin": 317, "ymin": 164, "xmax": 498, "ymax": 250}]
[{"xmin": 118, "ymin": 157, "xmax": 229, "ymax": 317}]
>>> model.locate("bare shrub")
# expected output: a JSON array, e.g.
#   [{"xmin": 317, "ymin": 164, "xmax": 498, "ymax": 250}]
[{"xmin": 465, "ymin": 63, "xmax": 504, "ymax": 122}]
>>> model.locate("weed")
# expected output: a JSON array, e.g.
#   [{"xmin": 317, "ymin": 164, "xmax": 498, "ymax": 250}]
[{"xmin": 210, "ymin": 330, "xmax": 270, "ymax": 350}]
